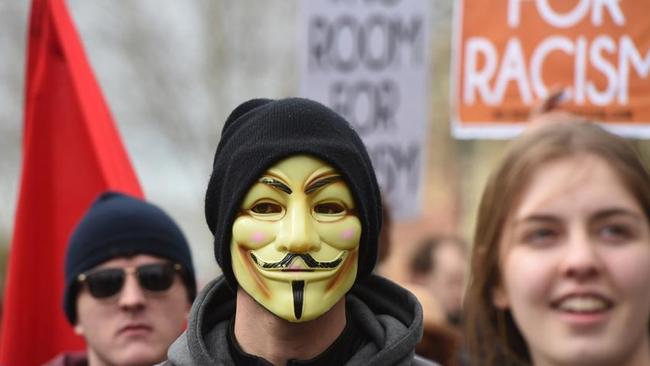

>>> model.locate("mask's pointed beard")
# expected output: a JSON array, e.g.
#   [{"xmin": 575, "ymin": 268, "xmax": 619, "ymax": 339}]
[{"xmin": 292, "ymin": 280, "xmax": 305, "ymax": 320}]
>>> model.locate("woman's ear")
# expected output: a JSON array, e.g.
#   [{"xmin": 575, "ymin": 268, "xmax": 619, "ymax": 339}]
[{"xmin": 492, "ymin": 285, "xmax": 509, "ymax": 309}]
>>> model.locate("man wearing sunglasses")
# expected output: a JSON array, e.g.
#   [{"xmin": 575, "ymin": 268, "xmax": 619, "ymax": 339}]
[
  {"xmin": 45, "ymin": 192, "xmax": 197, "ymax": 366},
  {"xmin": 163, "ymin": 98, "xmax": 433, "ymax": 365}
]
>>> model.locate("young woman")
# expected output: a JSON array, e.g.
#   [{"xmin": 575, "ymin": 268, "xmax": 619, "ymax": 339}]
[{"xmin": 465, "ymin": 120, "xmax": 650, "ymax": 366}]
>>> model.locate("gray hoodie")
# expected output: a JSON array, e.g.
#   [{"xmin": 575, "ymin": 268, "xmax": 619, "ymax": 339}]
[{"xmin": 162, "ymin": 274, "xmax": 437, "ymax": 366}]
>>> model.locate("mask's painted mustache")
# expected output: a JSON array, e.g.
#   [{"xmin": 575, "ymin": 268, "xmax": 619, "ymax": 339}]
[{"xmin": 251, "ymin": 252, "xmax": 344, "ymax": 270}]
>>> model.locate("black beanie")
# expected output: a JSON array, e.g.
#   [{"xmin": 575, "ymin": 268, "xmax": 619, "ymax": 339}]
[
  {"xmin": 205, "ymin": 97, "xmax": 382, "ymax": 290},
  {"xmin": 64, "ymin": 191, "xmax": 196, "ymax": 324}
]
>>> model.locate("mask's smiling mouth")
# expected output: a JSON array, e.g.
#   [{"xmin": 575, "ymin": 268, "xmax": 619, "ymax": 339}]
[{"xmin": 250, "ymin": 252, "xmax": 345, "ymax": 272}]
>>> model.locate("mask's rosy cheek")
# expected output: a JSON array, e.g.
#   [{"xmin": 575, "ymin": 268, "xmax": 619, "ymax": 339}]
[
  {"xmin": 316, "ymin": 216, "xmax": 362, "ymax": 250},
  {"xmin": 251, "ymin": 231, "xmax": 266, "ymax": 243},
  {"xmin": 232, "ymin": 216, "xmax": 277, "ymax": 249},
  {"xmin": 341, "ymin": 228, "xmax": 355, "ymax": 240}
]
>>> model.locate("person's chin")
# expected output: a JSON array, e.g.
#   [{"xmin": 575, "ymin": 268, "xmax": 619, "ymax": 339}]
[
  {"xmin": 114, "ymin": 346, "xmax": 166, "ymax": 366},
  {"xmin": 550, "ymin": 348, "xmax": 620, "ymax": 366},
  {"xmin": 536, "ymin": 333, "xmax": 625, "ymax": 366}
]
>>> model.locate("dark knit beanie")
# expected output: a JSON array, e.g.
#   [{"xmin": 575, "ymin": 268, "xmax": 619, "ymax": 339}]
[
  {"xmin": 205, "ymin": 97, "xmax": 382, "ymax": 290},
  {"xmin": 64, "ymin": 191, "xmax": 196, "ymax": 324}
]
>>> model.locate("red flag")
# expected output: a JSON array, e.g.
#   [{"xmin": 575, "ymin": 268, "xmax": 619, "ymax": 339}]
[{"xmin": 0, "ymin": 0, "xmax": 143, "ymax": 364}]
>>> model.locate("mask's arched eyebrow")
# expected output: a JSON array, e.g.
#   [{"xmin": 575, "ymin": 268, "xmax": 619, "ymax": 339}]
[
  {"xmin": 305, "ymin": 175, "xmax": 342, "ymax": 194},
  {"xmin": 259, "ymin": 177, "xmax": 292, "ymax": 194}
]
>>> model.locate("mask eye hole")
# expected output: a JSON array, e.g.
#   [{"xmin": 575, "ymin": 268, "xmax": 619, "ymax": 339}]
[
  {"xmin": 313, "ymin": 202, "xmax": 349, "ymax": 222},
  {"xmin": 251, "ymin": 202, "xmax": 283, "ymax": 214},
  {"xmin": 314, "ymin": 202, "xmax": 345, "ymax": 215}
]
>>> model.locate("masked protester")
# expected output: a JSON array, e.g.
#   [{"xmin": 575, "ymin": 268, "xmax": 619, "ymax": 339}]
[
  {"xmin": 44, "ymin": 192, "xmax": 196, "ymax": 366},
  {"xmin": 163, "ymin": 98, "xmax": 434, "ymax": 365}
]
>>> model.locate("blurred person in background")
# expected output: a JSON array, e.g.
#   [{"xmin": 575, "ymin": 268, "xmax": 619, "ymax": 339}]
[
  {"xmin": 377, "ymin": 203, "xmax": 463, "ymax": 366},
  {"xmin": 163, "ymin": 98, "xmax": 435, "ymax": 365},
  {"xmin": 465, "ymin": 120, "xmax": 650, "ymax": 366},
  {"xmin": 406, "ymin": 236, "xmax": 467, "ymax": 366},
  {"xmin": 410, "ymin": 236, "xmax": 468, "ymax": 327},
  {"xmin": 44, "ymin": 192, "xmax": 196, "ymax": 366}
]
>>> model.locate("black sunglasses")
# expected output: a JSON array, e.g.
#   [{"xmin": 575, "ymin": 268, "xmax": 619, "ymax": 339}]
[{"xmin": 77, "ymin": 262, "xmax": 182, "ymax": 299}]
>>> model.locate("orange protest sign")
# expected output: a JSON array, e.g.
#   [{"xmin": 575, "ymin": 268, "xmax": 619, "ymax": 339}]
[{"xmin": 452, "ymin": 0, "xmax": 650, "ymax": 138}]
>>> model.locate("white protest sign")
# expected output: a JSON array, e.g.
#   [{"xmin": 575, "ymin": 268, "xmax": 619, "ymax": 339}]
[{"xmin": 299, "ymin": 0, "xmax": 432, "ymax": 219}]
